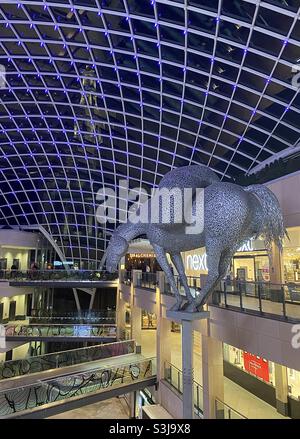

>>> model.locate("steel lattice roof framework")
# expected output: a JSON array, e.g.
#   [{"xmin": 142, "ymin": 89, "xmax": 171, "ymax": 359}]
[{"xmin": 0, "ymin": 0, "xmax": 300, "ymax": 268}]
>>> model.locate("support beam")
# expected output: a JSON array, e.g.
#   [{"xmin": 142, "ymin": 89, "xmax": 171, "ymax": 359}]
[
  {"xmin": 156, "ymin": 272, "xmax": 172, "ymax": 399},
  {"xmin": 131, "ymin": 270, "xmax": 142, "ymax": 349},
  {"xmin": 275, "ymin": 363, "xmax": 289, "ymax": 416},
  {"xmin": 166, "ymin": 310, "xmax": 209, "ymax": 419}
]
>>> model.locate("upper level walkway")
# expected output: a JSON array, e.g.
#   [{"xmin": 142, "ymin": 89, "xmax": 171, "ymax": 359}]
[
  {"xmin": 4, "ymin": 323, "xmax": 117, "ymax": 342},
  {"xmin": 121, "ymin": 270, "xmax": 300, "ymax": 323},
  {"xmin": 3, "ymin": 270, "xmax": 118, "ymax": 288}
]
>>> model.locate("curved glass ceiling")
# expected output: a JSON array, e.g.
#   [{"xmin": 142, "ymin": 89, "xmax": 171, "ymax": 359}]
[{"xmin": 0, "ymin": 0, "xmax": 300, "ymax": 267}]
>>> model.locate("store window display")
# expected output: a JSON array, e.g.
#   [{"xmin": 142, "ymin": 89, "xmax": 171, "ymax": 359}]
[
  {"xmin": 224, "ymin": 343, "xmax": 300, "ymax": 400},
  {"xmin": 141, "ymin": 310, "xmax": 157, "ymax": 329},
  {"xmin": 232, "ymin": 238, "xmax": 269, "ymax": 282},
  {"xmin": 224, "ymin": 343, "xmax": 275, "ymax": 385},
  {"xmin": 283, "ymin": 227, "xmax": 300, "ymax": 283}
]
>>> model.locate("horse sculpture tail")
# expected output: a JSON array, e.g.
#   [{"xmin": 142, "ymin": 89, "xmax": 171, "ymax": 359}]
[{"xmin": 244, "ymin": 184, "xmax": 287, "ymax": 254}]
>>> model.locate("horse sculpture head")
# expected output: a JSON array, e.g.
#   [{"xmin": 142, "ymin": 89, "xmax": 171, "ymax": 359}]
[
  {"xmin": 245, "ymin": 184, "xmax": 287, "ymax": 254},
  {"xmin": 104, "ymin": 233, "xmax": 129, "ymax": 273}
]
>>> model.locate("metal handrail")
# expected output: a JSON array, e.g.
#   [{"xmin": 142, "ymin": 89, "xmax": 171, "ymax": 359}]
[
  {"xmin": 215, "ymin": 398, "xmax": 247, "ymax": 419},
  {"xmin": 3, "ymin": 269, "xmax": 118, "ymax": 282},
  {"xmin": 164, "ymin": 360, "xmax": 203, "ymax": 415},
  {"xmin": 0, "ymin": 340, "xmax": 135, "ymax": 380},
  {"xmin": 0, "ymin": 357, "xmax": 157, "ymax": 417},
  {"xmin": 0, "ymin": 339, "xmax": 134, "ymax": 364}
]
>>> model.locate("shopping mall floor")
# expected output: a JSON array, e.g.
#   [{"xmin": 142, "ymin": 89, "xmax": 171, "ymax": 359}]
[
  {"xmin": 140, "ymin": 329, "xmax": 289, "ymax": 419},
  {"xmin": 49, "ymin": 396, "xmax": 129, "ymax": 419}
]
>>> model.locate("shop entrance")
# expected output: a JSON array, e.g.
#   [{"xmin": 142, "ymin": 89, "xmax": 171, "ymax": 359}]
[
  {"xmin": 233, "ymin": 253, "xmax": 269, "ymax": 282},
  {"xmin": 125, "ymin": 253, "xmax": 161, "ymax": 272}
]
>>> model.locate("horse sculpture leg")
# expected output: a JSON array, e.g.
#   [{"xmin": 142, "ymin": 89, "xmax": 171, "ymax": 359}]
[
  {"xmin": 152, "ymin": 244, "xmax": 184, "ymax": 310},
  {"xmin": 218, "ymin": 248, "xmax": 236, "ymax": 279},
  {"xmin": 170, "ymin": 253, "xmax": 198, "ymax": 312},
  {"xmin": 194, "ymin": 246, "xmax": 239, "ymax": 310}
]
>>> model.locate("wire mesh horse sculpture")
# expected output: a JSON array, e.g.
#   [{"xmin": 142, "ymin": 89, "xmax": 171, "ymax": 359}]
[{"xmin": 104, "ymin": 165, "xmax": 286, "ymax": 312}]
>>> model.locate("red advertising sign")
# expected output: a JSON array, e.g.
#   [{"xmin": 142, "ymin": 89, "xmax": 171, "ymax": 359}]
[{"xmin": 243, "ymin": 352, "xmax": 269, "ymax": 382}]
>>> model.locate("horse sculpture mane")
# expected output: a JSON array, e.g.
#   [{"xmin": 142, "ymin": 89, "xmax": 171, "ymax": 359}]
[{"xmin": 104, "ymin": 165, "xmax": 286, "ymax": 312}]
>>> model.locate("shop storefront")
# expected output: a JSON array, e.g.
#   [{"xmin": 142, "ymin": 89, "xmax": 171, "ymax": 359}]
[
  {"xmin": 182, "ymin": 238, "xmax": 269, "ymax": 283},
  {"xmin": 232, "ymin": 238, "xmax": 269, "ymax": 282},
  {"xmin": 283, "ymin": 227, "xmax": 300, "ymax": 282},
  {"xmin": 125, "ymin": 253, "xmax": 161, "ymax": 273},
  {"xmin": 224, "ymin": 343, "xmax": 300, "ymax": 401}
]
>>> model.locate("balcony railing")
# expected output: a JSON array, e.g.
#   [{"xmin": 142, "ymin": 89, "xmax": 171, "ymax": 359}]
[
  {"xmin": 164, "ymin": 275, "xmax": 202, "ymax": 298},
  {"xmin": 0, "ymin": 356, "xmax": 156, "ymax": 417},
  {"xmin": 0, "ymin": 339, "xmax": 135, "ymax": 380},
  {"xmin": 164, "ymin": 361, "xmax": 246, "ymax": 419},
  {"xmin": 125, "ymin": 270, "xmax": 300, "ymax": 323},
  {"xmin": 213, "ymin": 279, "xmax": 300, "ymax": 322},
  {"xmin": 215, "ymin": 398, "xmax": 246, "ymax": 419},
  {"xmin": 4, "ymin": 323, "xmax": 117, "ymax": 340},
  {"xmin": 135, "ymin": 272, "xmax": 158, "ymax": 290},
  {"xmin": 2, "ymin": 269, "xmax": 118, "ymax": 282},
  {"xmin": 29, "ymin": 309, "xmax": 116, "ymax": 324},
  {"xmin": 164, "ymin": 361, "xmax": 203, "ymax": 417}
]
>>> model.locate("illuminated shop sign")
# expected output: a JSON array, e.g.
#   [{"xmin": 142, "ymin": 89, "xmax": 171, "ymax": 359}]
[
  {"xmin": 186, "ymin": 253, "xmax": 208, "ymax": 271},
  {"xmin": 185, "ymin": 239, "xmax": 265, "ymax": 272},
  {"xmin": 128, "ymin": 253, "xmax": 155, "ymax": 258},
  {"xmin": 238, "ymin": 240, "xmax": 254, "ymax": 252},
  {"xmin": 53, "ymin": 260, "xmax": 74, "ymax": 266},
  {"xmin": 237, "ymin": 238, "xmax": 265, "ymax": 252}
]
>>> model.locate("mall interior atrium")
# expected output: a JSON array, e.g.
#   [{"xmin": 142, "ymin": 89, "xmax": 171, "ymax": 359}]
[{"xmin": 0, "ymin": 0, "xmax": 300, "ymax": 421}]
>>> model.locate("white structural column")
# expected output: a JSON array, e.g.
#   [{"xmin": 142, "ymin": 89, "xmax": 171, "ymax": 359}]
[
  {"xmin": 270, "ymin": 242, "xmax": 284, "ymax": 284},
  {"xmin": 181, "ymin": 318, "xmax": 194, "ymax": 419},
  {"xmin": 128, "ymin": 270, "xmax": 142, "ymax": 418},
  {"xmin": 202, "ymin": 333, "xmax": 224, "ymax": 419},
  {"xmin": 116, "ymin": 289, "xmax": 126, "ymax": 340},
  {"xmin": 167, "ymin": 310, "xmax": 209, "ymax": 419},
  {"xmin": 156, "ymin": 272, "xmax": 172, "ymax": 400},
  {"xmin": 274, "ymin": 363, "xmax": 289, "ymax": 416},
  {"xmin": 131, "ymin": 270, "xmax": 142, "ymax": 349}
]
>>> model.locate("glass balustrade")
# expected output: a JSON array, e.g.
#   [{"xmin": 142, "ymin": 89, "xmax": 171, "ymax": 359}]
[
  {"xmin": 0, "ymin": 356, "xmax": 156, "ymax": 417},
  {"xmin": 135, "ymin": 272, "xmax": 157, "ymax": 290},
  {"xmin": 4, "ymin": 323, "xmax": 117, "ymax": 339},
  {"xmin": 0, "ymin": 340, "xmax": 135, "ymax": 380},
  {"xmin": 2, "ymin": 269, "xmax": 118, "ymax": 282},
  {"xmin": 123, "ymin": 270, "xmax": 300, "ymax": 323},
  {"xmin": 215, "ymin": 398, "xmax": 246, "ymax": 419},
  {"xmin": 214, "ymin": 279, "xmax": 300, "ymax": 321},
  {"xmin": 29, "ymin": 310, "xmax": 116, "ymax": 324},
  {"xmin": 164, "ymin": 361, "xmax": 203, "ymax": 416}
]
